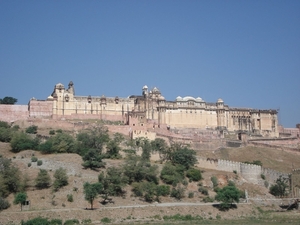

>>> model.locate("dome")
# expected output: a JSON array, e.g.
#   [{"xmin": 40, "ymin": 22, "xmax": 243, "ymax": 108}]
[
  {"xmin": 196, "ymin": 97, "xmax": 204, "ymax": 102},
  {"xmin": 152, "ymin": 87, "xmax": 160, "ymax": 94},
  {"xmin": 55, "ymin": 83, "xmax": 64, "ymax": 88},
  {"xmin": 183, "ymin": 96, "xmax": 196, "ymax": 101},
  {"xmin": 47, "ymin": 95, "xmax": 53, "ymax": 99},
  {"xmin": 158, "ymin": 96, "xmax": 165, "ymax": 101},
  {"xmin": 217, "ymin": 98, "xmax": 224, "ymax": 103},
  {"xmin": 176, "ymin": 96, "xmax": 183, "ymax": 101},
  {"xmin": 142, "ymin": 85, "xmax": 148, "ymax": 90}
]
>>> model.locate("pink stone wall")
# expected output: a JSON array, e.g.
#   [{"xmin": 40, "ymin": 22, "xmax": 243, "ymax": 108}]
[
  {"xmin": 0, "ymin": 105, "xmax": 29, "ymax": 122},
  {"xmin": 29, "ymin": 100, "xmax": 53, "ymax": 118}
]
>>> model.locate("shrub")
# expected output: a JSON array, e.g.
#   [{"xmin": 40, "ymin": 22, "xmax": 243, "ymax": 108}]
[
  {"xmin": 170, "ymin": 185, "xmax": 185, "ymax": 200},
  {"xmin": 67, "ymin": 194, "xmax": 73, "ymax": 202},
  {"xmin": 31, "ymin": 156, "xmax": 38, "ymax": 162},
  {"xmin": 0, "ymin": 127, "xmax": 12, "ymax": 142},
  {"xmin": 261, "ymin": 174, "xmax": 266, "ymax": 180},
  {"xmin": 0, "ymin": 121, "xmax": 10, "ymax": 128},
  {"xmin": 28, "ymin": 162, "xmax": 32, "ymax": 167},
  {"xmin": 25, "ymin": 125, "xmax": 38, "ymax": 134},
  {"xmin": 198, "ymin": 187, "xmax": 208, "ymax": 195},
  {"xmin": 186, "ymin": 168, "xmax": 202, "ymax": 181},
  {"xmin": 0, "ymin": 197, "xmax": 10, "ymax": 211},
  {"xmin": 49, "ymin": 130, "xmax": 55, "ymax": 135},
  {"xmin": 188, "ymin": 192, "xmax": 194, "ymax": 198},
  {"xmin": 10, "ymin": 132, "xmax": 40, "ymax": 152},
  {"xmin": 211, "ymin": 176, "xmax": 218, "ymax": 188},
  {"xmin": 56, "ymin": 129, "xmax": 63, "ymax": 133},
  {"xmin": 53, "ymin": 167, "xmax": 68, "ymax": 191},
  {"xmin": 35, "ymin": 169, "xmax": 51, "ymax": 189},
  {"xmin": 156, "ymin": 185, "xmax": 170, "ymax": 196},
  {"xmin": 203, "ymin": 196, "xmax": 214, "ymax": 203},
  {"xmin": 160, "ymin": 163, "xmax": 185, "ymax": 185},
  {"xmin": 22, "ymin": 217, "xmax": 49, "ymax": 225},
  {"xmin": 37, "ymin": 160, "xmax": 43, "ymax": 166},
  {"xmin": 50, "ymin": 218, "xmax": 63, "ymax": 225},
  {"xmin": 101, "ymin": 217, "xmax": 111, "ymax": 223},
  {"xmin": 63, "ymin": 219, "xmax": 79, "ymax": 225}
]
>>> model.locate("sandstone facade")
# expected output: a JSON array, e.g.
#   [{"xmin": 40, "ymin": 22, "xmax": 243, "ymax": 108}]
[{"xmin": 0, "ymin": 81, "xmax": 279, "ymax": 137}]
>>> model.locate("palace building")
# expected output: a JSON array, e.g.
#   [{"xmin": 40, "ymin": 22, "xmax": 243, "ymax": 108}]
[{"xmin": 25, "ymin": 81, "xmax": 279, "ymax": 137}]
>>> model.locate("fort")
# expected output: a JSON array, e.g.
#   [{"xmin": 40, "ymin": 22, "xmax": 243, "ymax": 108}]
[{"xmin": 0, "ymin": 81, "xmax": 280, "ymax": 140}]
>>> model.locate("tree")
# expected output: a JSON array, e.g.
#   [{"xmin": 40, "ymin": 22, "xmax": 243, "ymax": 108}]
[
  {"xmin": 106, "ymin": 139, "xmax": 121, "ymax": 159},
  {"xmin": 76, "ymin": 126, "xmax": 109, "ymax": 155},
  {"xmin": 83, "ymin": 182, "xmax": 102, "ymax": 209},
  {"xmin": 98, "ymin": 167, "xmax": 128, "ymax": 202},
  {"xmin": 82, "ymin": 149, "xmax": 106, "ymax": 170},
  {"xmin": 170, "ymin": 147, "xmax": 197, "ymax": 169},
  {"xmin": 160, "ymin": 163, "xmax": 185, "ymax": 185},
  {"xmin": 35, "ymin": 169, "xmax": 51, "ymax": 189},
  {"xmin": 53, "ymin": 167, "xmax": 68, "ymax": 191},
  {"xmin": 186, "ymin": 168, "xmax": 202, "ymax": 181},
  {"xmin": 50, "ymin": 133, "xmax": 75, "ymax": 153},
  {"xmin": 123, "ymin": 155, "xmax": 159, "ymax": 184},
  {"xmin": 10, "ymin": 132, "xmax": 40, "ymax": 152},
  {"xmin": 14, "ymin": 192, "xmax": 27, "ymax": 211},
  {"xmin": 215, "ymin": 185, "xmax": 240, "ymax": 210},
  {"xmin": 25, "ymin": 125, "xmax": 38, "ymax": 134},
  {"xmin": 0, "ymin": 157, "xmax": 21, "ymax": 197},
  {"xmin": 0, "ymin": 97, "xmax": 17, "ymax": 105},
  {"xmin": 269, "ymin": 175, "xmax": 289, "ymax": 197}
]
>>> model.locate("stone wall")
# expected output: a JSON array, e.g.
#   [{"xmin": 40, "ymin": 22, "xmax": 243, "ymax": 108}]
[
  {"xmin": 29, "ymin": 100, "xmax": 53, "ymax": 118},
  {"xmin": 196, "ymin": 157, "xmax": 288, "ymax": 186},
  {"xmin": 0, "ymin": 105, "xmax": 29, "ymax": 122}
]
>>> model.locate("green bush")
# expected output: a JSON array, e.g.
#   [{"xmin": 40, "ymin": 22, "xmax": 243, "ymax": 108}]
[
  {"xmin": 170, "ymin": 185, "xmax": 185, "ymax": 200},
  {"xmin": 25, "ymin": 125, "xmax": 38, "ymax": 134},
  {"xmin": 0, "ymin": 197, "xmax": 10, "ymax": 211},
  {"xmin": 261, "ymin": 174, "xmax": 266, "ymax": 180},
  {"xmin": 0, "ymin": 127, "xmax": 12, "ymax": 142},
  {"xmin": 28, "ymin": 162, "xmax": 32, "ymax": 167},
  {"xmin": 0, "ymin": 121, "xmax": 10, "ymax": 128},
  {"xmin": 198, "ymin": 187, "xmax": 208, "ymax": 195},
  {"xmin": 63, "ymin": 219, "xmax": 79, "ymax": 225},
  {"xmin": 31, "ymin": 156, "xmax": 38, "ymax": 162},
  {"xmin": 37, "ymin": 160, "xmax": 43, "ymax": 166},
  {"xmin": 160, "ymin": 163, "xmax": 185, "ymax": 185},
  {"xmin": 186, "ymin": 168, "xmax": 202, "ymax": 181},
  {"xmin": 10, "ymin": 132, "xmax": 39, "ymax": 152},
  {"xmin": 211, "ymin": 176, "xmax": 218, "ymax": 188},
  {"xmin": 53, "ymin": 167, "xmax": 68, "ymax": 191},
  {"xmin": 203, "ymin": 196, "xmax": 214, "ymax": 203},
  {"xmin": 156, "ymin": 185, "xmax": 170, "ymax": 196},
  {"xmin": 67, "ymin": 194, "xmax": 73, "ymax": 202},
  {"xmin": 22, "ymin": 217, "xmax": 49, "ymax": 225},
  {"xmin": 188, "ymin": 192, "xmax": 194, "ymax": 198},
  {"xmin": 49, "ymin": 130, "xmax": 55, "ymax": 135},
  {"xmin": 49, "ymin": 219, "xmax": 63, "ymax": 225},
  {"xmin": 101, "ymin": 217, "xmax": 111, "ymax": 223}
]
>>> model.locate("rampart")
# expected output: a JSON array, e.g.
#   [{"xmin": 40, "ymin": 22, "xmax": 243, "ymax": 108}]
[
  {"xmin": 196, "ymin": 157, "xmax": 289, "ymax": 186},
  {"xmin": 0, "ymin": 105, "xmax": 29, "ymax": 122}
]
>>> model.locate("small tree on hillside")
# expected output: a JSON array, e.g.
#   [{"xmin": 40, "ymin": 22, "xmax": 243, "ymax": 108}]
[
  {"xmin": 13, "ymin": 192, "xmax": 27, "ymax": 211},
  {"xmin": 35, "ymin": 169, "xmax": 51, "ymax": 189},
  {"xmin": 82, "ymin": 149, "xmax": 106, "ymax": 170},
  {"xmin": 83, "ymin": 182, "xmax": 102, "ymax": 210},
  {"xmin": 215, "ymin": 185, "xmax": 240, "ymax": 210},
  {"xmin": 269, "ymin": 175, "xmax": 289, "ymax": 197},
  {"xmin": 53, "ymin": 167, "xmax": 68, "ymax": 191}
]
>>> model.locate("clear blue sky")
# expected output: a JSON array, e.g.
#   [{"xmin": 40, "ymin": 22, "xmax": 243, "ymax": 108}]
[{"xmin": 0, "ymin": 0, "xmax": 299, "ymax": 127}]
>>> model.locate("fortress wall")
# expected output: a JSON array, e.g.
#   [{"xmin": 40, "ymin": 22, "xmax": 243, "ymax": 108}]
[
  {"xmin": 240, "ymin": 163, "xmax": 262, "ymax": 184},
  {"xmin": 196, "ymin": 157, "xmax": 218, "ymax": 170},
  {"xmin": 29, "ymin": 100, "xmax": 53, "ymax": 117},
  {"xmin": 53, "ymin": 113, "xmax": 125, "ymax": 122},
  {"xmin": 196, "ymin": 157, "xmax": 288, "ymax": 185},
  {"xmin": 217, "ymin": 159, "xmax": 241, "ymax": 173},
  {"xmin": 262, "ymin": 168, "xmax": 289, "ymax": 185},
  {"xmin": 0, "ymin": 105, "xmax": 29, "ymax": 122}
]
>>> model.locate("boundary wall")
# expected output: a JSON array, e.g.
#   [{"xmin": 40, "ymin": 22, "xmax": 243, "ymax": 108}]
[{"xmin": 196, "ymin": 157, "xmax": 288, "ymax": 186}]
